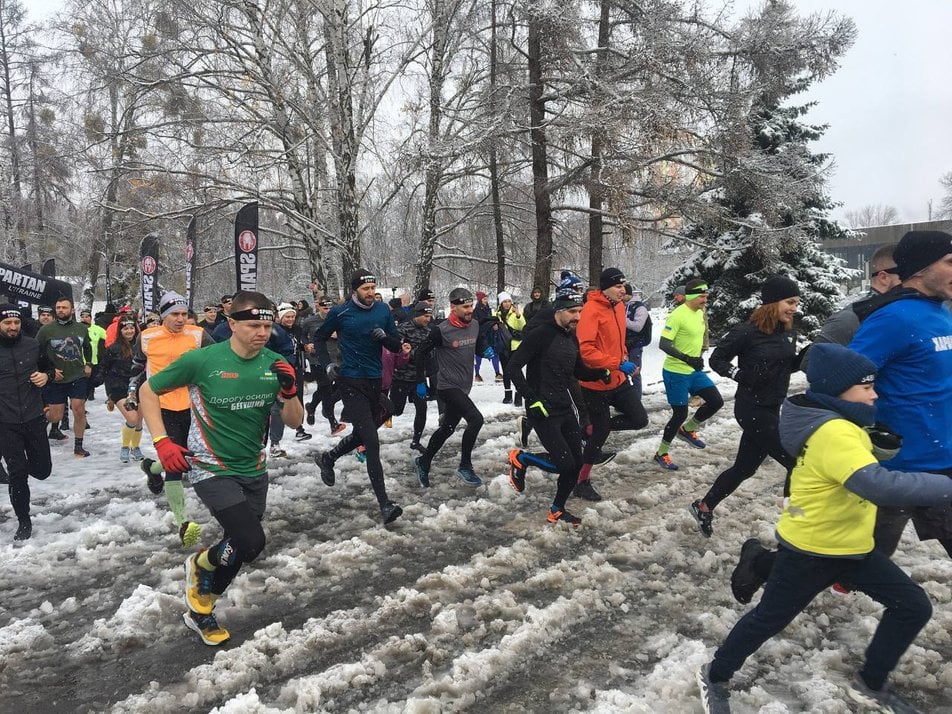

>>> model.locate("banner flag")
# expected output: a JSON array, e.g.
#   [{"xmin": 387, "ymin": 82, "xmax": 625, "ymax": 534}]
[
  {"xmin": 234, "ymin": 202, "xmax": 259, "ymax": 293},
  {"xmin": 0, "ymin": 262, "xmax": 72, "ymax": 305},
  {"xmin": 140, "ymin": 233, "xmax": 160, "ymax": 315}
]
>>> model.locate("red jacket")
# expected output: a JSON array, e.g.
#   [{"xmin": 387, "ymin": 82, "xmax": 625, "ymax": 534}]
[{"xmin": 577, "ymin": 290, "xmax": 628, "ymax": 391}]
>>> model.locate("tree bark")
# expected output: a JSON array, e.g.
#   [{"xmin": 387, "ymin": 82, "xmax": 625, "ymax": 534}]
[
  {"xmin": 527, "ymin": 11, "xmax": 552, "ymax": 291},
  {"xmin": 587, "ymin": 0, "xmax": 611, "ymax": 281}
]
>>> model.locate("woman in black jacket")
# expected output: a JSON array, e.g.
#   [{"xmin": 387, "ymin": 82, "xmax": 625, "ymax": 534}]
[
  {"xmin": 689, "ymin": 276, "xmax": 803, "ymax": 538},
  {"xmin": 100, "ymin": 317, "xmax": 143, "ymax": 463}
]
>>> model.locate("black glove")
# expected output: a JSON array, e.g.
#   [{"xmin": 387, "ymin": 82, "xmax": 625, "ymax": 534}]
[
  {"xmin": 370, "ymin": 327, "xmax": 387, "ymax": 341},
  {"xmin": 326, "ymin": 363, "xmax": 340, "ymax": 382},
  {"xmin": 600, "ymin": 369, "xmax": 612, "ymax": 384},
  {"xmin": 685, "ymin": 356, "xmax": 705, "ymax": 371},
  {"xmin": 865, "ymin": 423, "xmax": 903, "ymax": 461}
]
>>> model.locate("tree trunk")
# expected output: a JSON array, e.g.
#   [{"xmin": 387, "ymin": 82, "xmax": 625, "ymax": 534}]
[
  {"xmin": 489, "ymin": 0, "xmax": 506, "ymax": 293},
  {"xmin": 0, "ymin": 13, "xmax": 26, "ymax": 259},
  {"xmin": 587, "ymin": 0, "xmax": 611, "ymax": 280},
  {"xmin": 527, "ymin": 13, "xmax": 552, "ymax": 291}
]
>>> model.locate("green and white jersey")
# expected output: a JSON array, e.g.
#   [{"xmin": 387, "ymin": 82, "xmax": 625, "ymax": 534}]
[
  {"xmin": 148, "ymin": 341, "xmax": 283, "ymax": 484},
  {"xmin": 661, "ymin": 304, "xmax": 706, "ymax": 374}
]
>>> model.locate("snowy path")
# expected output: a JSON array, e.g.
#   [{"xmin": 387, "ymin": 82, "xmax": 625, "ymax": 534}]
[{"xmin": 1, "ymin": 350, "xmax": 950, "ymax": 713}]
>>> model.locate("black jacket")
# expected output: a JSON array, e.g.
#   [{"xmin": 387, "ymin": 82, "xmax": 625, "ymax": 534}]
[
  {"xmin": 508, "ymin": 315, "xmax": 604, "ymax": 414},
  {"xmin": 0, "ymin": 334, "xmax": 52, "ymax": 423},
  {"xmin": 709, "ymin": 321, "xmax": 800, "ymax": 407},
  {"xmin": 100, "ymin": 342, "xmax": 136, "ymax": 395}
]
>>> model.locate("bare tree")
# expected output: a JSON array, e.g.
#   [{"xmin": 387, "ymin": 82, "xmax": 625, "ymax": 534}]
[
  {"xmin": 936, "ymin": 172, "xmax": 952, "ymax": 220},
  {"xmin": 844, "ymin": 203, "xmax": 900, "ymax": 228}
]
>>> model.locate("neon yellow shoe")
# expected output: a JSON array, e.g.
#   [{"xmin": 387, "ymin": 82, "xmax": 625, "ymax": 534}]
[
  {"xmin": 184, "ymin": 551, "xmax": 217, "ymax": 615},
  {"xmin": 183, "ymin": 610, "xmax": 230, "ymax": 646},
  {"xmin": 179, "ymin": 521, "xmax": 201, "ymax": 548}
]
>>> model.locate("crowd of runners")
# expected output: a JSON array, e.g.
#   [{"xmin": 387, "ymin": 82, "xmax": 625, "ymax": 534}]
[{"xmin": 2, "ymin": 230, "xmax": 951, "ymax": 712}]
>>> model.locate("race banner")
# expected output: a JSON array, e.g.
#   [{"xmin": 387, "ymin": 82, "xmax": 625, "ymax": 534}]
[
  {"xmin": 41, "ymin": 258, "xmax": 56, "ymax": 277},
  {"xmin": 234, "ymin": 202, "xmax": 259, "ymax": 293},
  {"xmin": 185, "ymin": 216, "xmax": 196, "ymax": 309},
  {"xmin": 0, "ymin": 261, "xmax": 72, "ymax": 305},
  {"xmin": 17, "ymin": 264, "xmax": 32, "ymax": 308},
  {"xmin": 140, "ymin": 233, "xmax": 160, "ymax": 315}
]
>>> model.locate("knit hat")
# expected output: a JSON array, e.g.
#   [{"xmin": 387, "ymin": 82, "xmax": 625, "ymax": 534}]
[
  {"xmin": 388, "ymin": 297, "xmax": 403, "ymax": 309},
  {"xmin": 476, "ymin": 290, "xmax": 487, "ymax": 301},
  {"xmin": 673, "ymin": 285, "xmax": 686, "ymax": 297},
  {"xmin": 416, "ymin": 288, "xmax": 435, "ymax": 302},
  {"xmin": 79, "ymin": 308, "xmax": 92, "ymax": 317},
  {"xmin": 412, "ymin": 301, "xmax": 434, "ymax": 317},
  {"xmin": 449, "ymin": 287, "xmax": 475, "ymax": 305},
  {"xmin": 806, "ymin": 343, "xmax": 876, "ymax": 397},
  {"xmin": 552, "ymin": 289, "xmax": 583, "ymax": 311},
  {"xmin": 276, "ymin": 302, "xmax": 297, "ymax": 320},
  {"xmin": 158, "ymin": 291, "xmax": 188, "ymax": 319},
  {"xmin": 684, "ymin": 279, "xmax": 708, "ymax": 300},
  {"xmin": 893, "ymin": 230, "xmax": 952, "ymax": 280},
  {"xmin": 498, "ymin": 291, "xmax": 512, "ymax": 303},
  {"xmin": 350, "ymin": 269, "xmax": 377, "ymax": 291},
  {"xmin": 0, "ymin": 303, "xmax": 21, "ymax": 321},
  {"xmin": 558, "ymin": 272, "xmax": 583, "ymax": 292},
  {"xmin": 761, "ymin": 275, "xmax": 800, "ymax": 304},
  {"xmin": 599, "ymin": 267, "xmax": 626, "ymax": 290},
  {"xmin": 37, "ymin": 305, "xmax": 53, "ymax": 314}
]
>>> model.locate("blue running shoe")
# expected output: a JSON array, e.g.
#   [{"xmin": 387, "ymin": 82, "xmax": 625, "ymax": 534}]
[
  {"xmin": 654, "ymin": 452, "xmax": 679, "ymax": 471},
  {"xmin": 455, "ymin": 466, "xmax": 482, "ymax": 486},
  {"xmin": 414, "ymin": 456, "xmax": 430, "ymax": 488},
  {"xmin": 677, "ymin": 426, "xmax": 706, "ymax": 449}
]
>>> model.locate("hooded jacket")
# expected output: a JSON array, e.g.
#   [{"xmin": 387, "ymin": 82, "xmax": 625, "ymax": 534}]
[
  {"xmin": 523, "ymin": 287, "xmax": 549, "ymax": 321},
  {"xmin": 576, "ymin": 289, "xmax": 627, "ymax": 391},
  {"xmin": 776, "ymin": 394, "xmax": 952, "ymax": 557},
  {"xmin": 0, "ymin": 333, "xmax": 52, "ymax": 423}
]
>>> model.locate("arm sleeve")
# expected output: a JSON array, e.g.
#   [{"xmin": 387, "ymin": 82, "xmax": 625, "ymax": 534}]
[
  {"xmin": 415, "ymin": 324, "xmax": 443, "ymax": 382},
  {"xmin": 128, "ymin": 337, "xmax": 147, "ymax": 393},
  {"xmin": 626, "ymin": 303, "xmax": 649, "ymax": 332},
  {"xmin": 506, "ymin": 329, "xmax": 544, "ymax": 400},
  {"xmin": 82, "ymin": 334, "xmax": 93, "ymax": 363},
  {"xmin": 313, "ymin": 309, "xmax": 341, "ymax": 365},
  {"xmin": 708, "ymin": 324, "xmax": 746, "ymax": 380},
  {"xmin": 659, "ymin": 336, "xmax": 695, "ymax": 364},
  {"xmin": 846, "ymin": 466, "xmax": 952, "ymax": 508}
]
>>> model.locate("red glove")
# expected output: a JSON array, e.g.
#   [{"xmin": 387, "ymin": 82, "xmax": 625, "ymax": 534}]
[
  {"xmin": 271, "ymin": 360, "xmax": 297, "ymax": 398},
  {"xmin": 154, "ymin": 436, "xmax": 192, "ymax": 473}
]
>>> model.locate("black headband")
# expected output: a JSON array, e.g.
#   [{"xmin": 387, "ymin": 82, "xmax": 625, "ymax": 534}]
[{"xmin": 230, "ymin": 307, "xmax": 275, "ymax": 322}]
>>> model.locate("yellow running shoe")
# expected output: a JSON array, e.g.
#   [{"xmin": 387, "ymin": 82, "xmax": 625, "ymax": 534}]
[
  {"xmin": 183, "ymin": 610, "xmax": 230, "ymax": 646},
  {"xmin": 184, "ymin": 551, "xmax": 217, "ymax": 615}
]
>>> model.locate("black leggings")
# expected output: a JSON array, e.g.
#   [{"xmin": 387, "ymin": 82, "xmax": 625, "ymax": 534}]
[
  {"xmin": 0, "ymin": 417, "xmax": 52, "ymax": 523},
  {"xmin": 661, "ymin": 385, "xmax": 723, "ymax": 443},
  {"xmin": 390, "ymin": 379, "xmax": 427, "ymax": 440},
  {"xmin": 420, "ymin": 388, "xmax": 483, "ymax": 468},
  {"xmin": 335, "ymin": 377, "xmax": 392, "ymax": 508},
  {"xmin": 207, "ymin": 500, "xmax": 266, "ymax": 595},
  {"xmin": 581, "ymin": 381, "xmax": 648, "ymax": 464},
  {"xmin": 529, "ymin": 412, "xmax": 584, "ymax": 509},
  {"xmin": 307, "ymin": 381, "xmax": 340, "ymax": 425},
  {"xmin": 702, "ymin": 398, "xmax": 794, "ymax": 510}
]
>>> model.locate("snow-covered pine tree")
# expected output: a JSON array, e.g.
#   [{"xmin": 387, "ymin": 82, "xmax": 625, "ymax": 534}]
[{"xmin": 666, "ymin": 3, "xmax": 857, "ymax": 339}]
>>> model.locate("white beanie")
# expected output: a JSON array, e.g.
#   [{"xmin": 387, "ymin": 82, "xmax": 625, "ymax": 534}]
[
  {"xmin": 497, "ymin": 291, "xmax": 512, "ymax": 303},
  {"xmin": 277, "ymin": 302, "xmax": 297, "ymax": 320}
]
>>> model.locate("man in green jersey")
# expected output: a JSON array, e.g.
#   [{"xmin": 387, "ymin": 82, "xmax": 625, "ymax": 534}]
[
  {"xmin": 139, "ymin": 291, "xmax": 304, "ymax": 646},
  {"xmin": 654, "ymin": 278, "xmax": 723, "ymax": 471}
]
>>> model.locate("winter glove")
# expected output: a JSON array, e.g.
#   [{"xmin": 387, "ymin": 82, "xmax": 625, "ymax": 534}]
[
  {"xmin": 685, "ymin": 356, "xmax": 705, "ymax": 372},
  {"xmin": 619, "ymin": 360, "xmax": 636, "ymax": 376},
  {"xmin": 370, "ymin": 327, "xmax": 387, "ymax": 341},
  {"xmin": 270, "ymin": 360, "xmax": 297, "ymax": 399},
  {"xmin": 154, "ymin": 436, "xmax": 192, "ymax": 473},
  {"xmin": 865, "ymin": 423, "xmax": 903, "ymax": 461},
  {"xmin": 416, "ymin": 382, "xmax": 429, "ymax": 400},
  {"xmin": 125, "ymin": 393, "xmax": 138, "ymax": 411},
  {"xmin": 600, "ymin": 369, "xmax": 612, "ymax": 384},
  {"xmin": 326, "ymin": 363, "xmax": 340, "ymax": 382},
  {"xmin": 528, "ymin": 400, "xmax": 549, "ymax": 418},
  {"xmin": 483, "ymin": 347, "xmax": 496, "ymax": 359}
]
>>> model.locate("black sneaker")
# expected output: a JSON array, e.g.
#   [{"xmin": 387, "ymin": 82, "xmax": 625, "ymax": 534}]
[
  {"xmin": 74, "ymin": 445, "xmax": 90, "ymax": 458},
  {"xmin": 696, "ymin": 663, "xmax": 731, "ymax": 713},
  {"xmin": 593, "ymin": 450, "xmax": 616, "ymax": 465},
  {"xmin": 502, "ymin": 392, "xmax": 513, "ymax": 405},
  {"xmin": 60, "ymin": 415, "xmax": 70, "ymax": 430},
  {"xmin": 48, "ymin": 426, "xmax": 68, "ymax": 441},
  {"xmin": 295, "ymin": 426, "xmax": 312, "ymax": 441},
  {"xmin": 305, "ymin": 407, "xmax": 316, "ymax": 426},
  {"xmin": 573, "ymin": 480, "xmax": 602, "ymax": 501},
  {"xmin": 14, "ymin": 521, "xmax": 32, "ymax": 541},
  {"xmin": 731, "ymin": 539, "xmax": 769, "ymax": 604},
  {"xmin": 381, "ymin": 501, "xmax": 403, "ymax": 524},
  {"xmin": 507, "ymin": 449, "xmax": 527, "ymax": 493},
  {"xmin": 316, "ymin": 452, "xmax": 335, "ymax": 486},
  {"xmin": 410, "ymin": 439, "xmax": 425, "ymax": 453},
  {"xmin": 414, "ymin": 456, "xmax": 430, "ymax": 488},
  {"xmin": 847, "ymin": 674, "xmax": 921, "ymax": 713},
  {"xmin": 141, "ymin": 458, "xmax": 165, "ymax": 494},
  {"xmin": 690, "ymin": 500, "xmax": 714, "ymax": 538}
]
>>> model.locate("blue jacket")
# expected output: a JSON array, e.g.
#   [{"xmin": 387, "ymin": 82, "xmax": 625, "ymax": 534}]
[
  {"xmin": 266, "ymin": 324, "xmax": 296, "ymax": 365},
  {"xmin": 849, "ymin": 293, "xmax": 952, "ymax": 471},
  {"xmin": 313, "ymin": 297, "xmax": 400, "ymax": 379}
]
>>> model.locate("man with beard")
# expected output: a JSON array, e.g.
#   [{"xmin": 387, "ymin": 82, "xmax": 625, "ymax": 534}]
[
  {"xmin": 36, "ymin": 296, "xmax": 93, "ymax": 456},
  {"xmin": 312, "ymin": 270, "xmax": 405, "ymax": 524},
  {"xmin": 0, "ymin": 304, "xmax": 54, "ymax": 541},
  {"xmin": 412, "ymin": 287, "xmax": 490, "ymax": 487},
  {"xmin": 506, "ymin": 290, "xmax": 610, "ymax": 526}
]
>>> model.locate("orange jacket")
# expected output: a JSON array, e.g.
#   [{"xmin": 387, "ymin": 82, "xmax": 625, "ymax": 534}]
[
  {"xmin": 577, "ymin": 290, "xmax": 628, "ymax": 391},
  {"xmin": 138, "ymin": 324, "xmax": 208, "ymax": 410}
]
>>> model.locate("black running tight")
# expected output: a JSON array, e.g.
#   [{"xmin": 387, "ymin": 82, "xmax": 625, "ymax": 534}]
[
  {"xmin": 421, "ymin": 388, "xmax": 483, "ymax": 468},
  {"xmin": 661, "ymin": 386, "xmax": 723, "ymax": 443}
]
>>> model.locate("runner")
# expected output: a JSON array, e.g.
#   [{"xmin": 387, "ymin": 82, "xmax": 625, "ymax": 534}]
[
  {"xmin": 139, "ymin": 290, "xmax": 303, "ymax": 646},
  {"xmin": 100, "ymin": 316, "xmax": 144, "ymax": 463},
  {"xmin": 391, "ymin": 301, "xmax": 434, "ymax": 451}
]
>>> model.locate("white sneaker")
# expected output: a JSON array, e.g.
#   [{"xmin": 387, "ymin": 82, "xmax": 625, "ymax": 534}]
[{"xmin": 270, "ymin": 444, "xmax": 287, "ymax": 458}]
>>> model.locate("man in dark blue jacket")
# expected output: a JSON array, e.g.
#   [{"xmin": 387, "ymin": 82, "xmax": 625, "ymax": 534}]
[{"xmin": 312, "ymin": 270, "xmax": 405, "ymax": 523}]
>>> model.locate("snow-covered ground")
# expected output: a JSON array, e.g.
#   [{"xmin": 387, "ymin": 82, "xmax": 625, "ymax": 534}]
[{"xmin": 1, "ymin": 335, "xmax": 950, "ymax": 713}]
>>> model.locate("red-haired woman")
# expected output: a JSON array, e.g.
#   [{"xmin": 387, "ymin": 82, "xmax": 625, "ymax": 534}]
[
  {"xmin": 101, "ymin": 317, "xmax": 144, "ymax": 463},
  {"xmin": 689, "ymin": 276, "xmax": 803, "ymax": 538}
]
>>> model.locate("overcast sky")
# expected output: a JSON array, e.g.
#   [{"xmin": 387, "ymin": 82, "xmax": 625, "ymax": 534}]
[{"xmin": 25, "ymin": 0, "xmax": 952, "ymax": 225}]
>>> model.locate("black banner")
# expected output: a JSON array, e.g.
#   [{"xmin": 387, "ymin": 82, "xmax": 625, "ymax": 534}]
[
  {"xmin": 234, "ymin": 202, "xmax": 258, "ymax": 293},
  {"xmin": 0, "ymin": 261, "xmax": 73, "ymax": 305},
  {"xmin": 185, "ymin": 216, "xmax": 196, "ymax": 309},
  {"xmin": 41, "ymin": 258, "xmax": 55, "ymax": 278},
  {"xmin": 140, "ymin": 233, "xmax": 160, "ymax": 315},
  {"xmin": 17, "ymin": 265, "xmax": 32, "ymax": 308}
]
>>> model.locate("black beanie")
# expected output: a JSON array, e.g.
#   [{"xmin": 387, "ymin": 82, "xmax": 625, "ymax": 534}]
[
  {"xmin": 599, "ymin": 267, "xmax": 626, "ymax": 290},
  {"xmin": 806, "ymin": 343, "xmax": 876, "ymax": 396},
  {"xmin": 894, "ymin": 231, "xmax": 952, "ymax": 281},
  {"xmin": 411, "ymin": 301, "xmax": 434, "ymax": 317},
  {"xmin": 416, "ymin": 288, "xmax": 435, "ymax": 302},
  {"xmin": 552, "ymin": 288, "xmax": 584, "ymax": 311},
  {"xmin": 761, "ymin": 275, "xmax": 800, "ymax": 304},
  {"xmin": 0, "ymin": 303, "xmax": 21, "ymax": 321},
  {"xmin": 350, "ymin": 269, "xmax": 377, "ymax": 291}
]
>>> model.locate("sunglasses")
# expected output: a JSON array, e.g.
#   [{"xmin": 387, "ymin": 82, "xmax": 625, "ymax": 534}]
[{"xmin": 878, "ymin": 266, "xmax": 900, "ymax": 275}]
